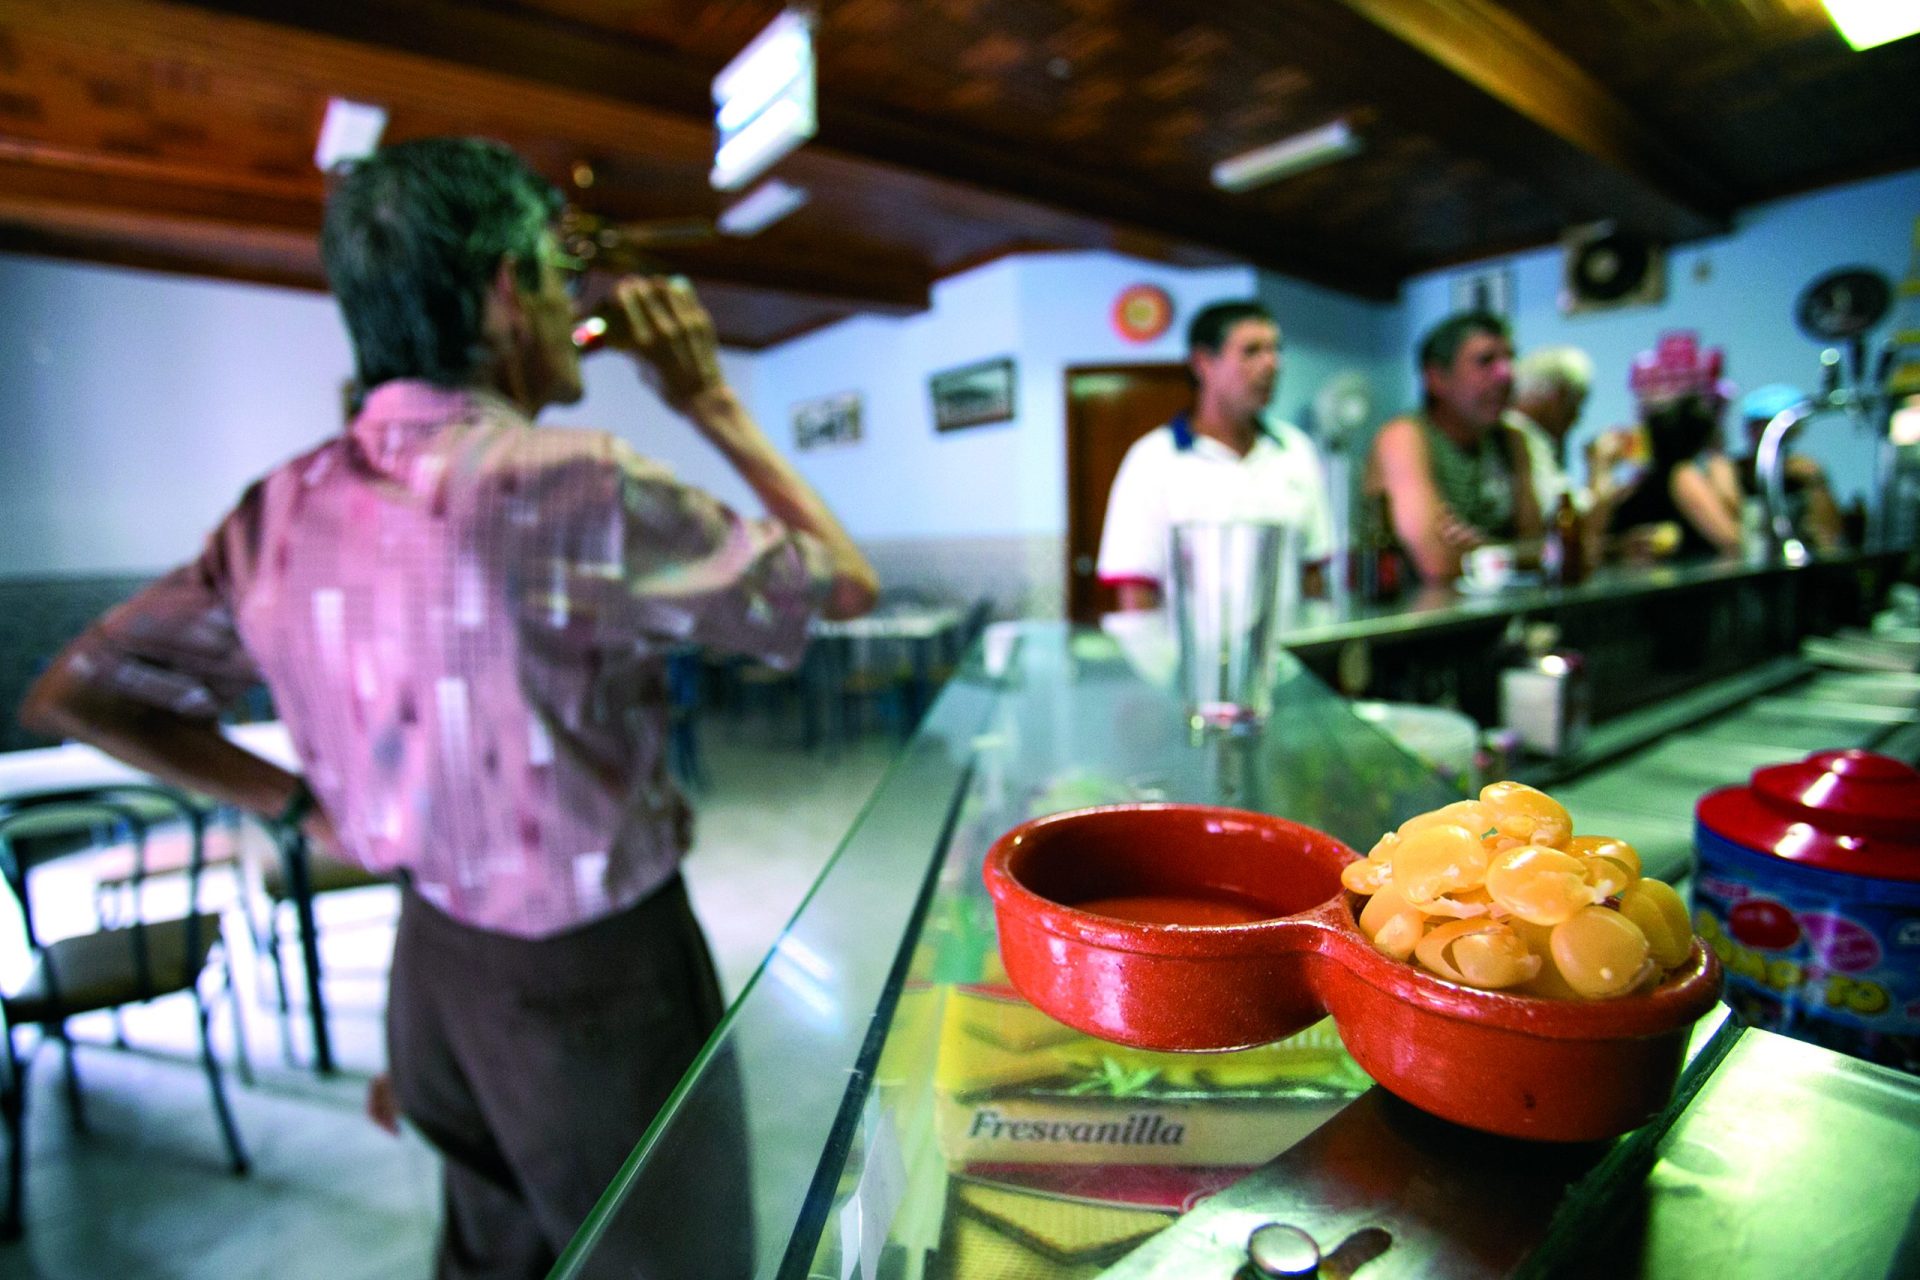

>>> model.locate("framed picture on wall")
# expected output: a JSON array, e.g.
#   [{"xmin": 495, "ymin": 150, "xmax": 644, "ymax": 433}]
[
  {"xmin": 792, "ymin": 390, "xmax": 863, "ymax": 451},
  {"xmin": 929, "ymin": 356, "xmax": 1016, "ymax": 432}
]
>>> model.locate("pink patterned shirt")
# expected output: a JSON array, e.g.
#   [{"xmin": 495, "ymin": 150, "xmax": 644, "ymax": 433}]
[{"xmin": 58, "ymin": 382, "xmax": 832, "ymax": 937}]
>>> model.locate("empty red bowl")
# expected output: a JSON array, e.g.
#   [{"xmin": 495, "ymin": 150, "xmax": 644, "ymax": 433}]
[{"xmin": 983, "ymin": 803, "xmax": 1724, "ymax": 1142}]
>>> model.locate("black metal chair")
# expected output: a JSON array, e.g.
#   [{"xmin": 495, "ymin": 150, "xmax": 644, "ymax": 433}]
[
  {"xmin": 0, "ymin": 785, "xmax": 249, "ymax": 1237},
  {"xmin": 231, "ymin": 806, "xmax": 386, "ymax": 1072}
]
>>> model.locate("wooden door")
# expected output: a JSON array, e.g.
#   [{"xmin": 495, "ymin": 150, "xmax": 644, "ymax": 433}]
[{"xmin": 1064, "ymin": 363, "xmax": 1193, "ymax": 623}]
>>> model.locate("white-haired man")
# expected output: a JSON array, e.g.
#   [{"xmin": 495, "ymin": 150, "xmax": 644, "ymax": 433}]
[{"xmin": 1505, "ymin": 345, "xmax": 1594, "ymax": 514}]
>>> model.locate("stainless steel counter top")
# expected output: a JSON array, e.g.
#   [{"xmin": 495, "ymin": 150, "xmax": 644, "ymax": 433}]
[{"xmin": 1277, "ymin": 550, "xmax": 1885, "ymax": 652}]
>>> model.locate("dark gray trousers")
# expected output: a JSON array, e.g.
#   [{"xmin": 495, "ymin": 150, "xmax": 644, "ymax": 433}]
[{"xmin": 387, "ymin": 876, "xmax": 744, "ymax": 1280}]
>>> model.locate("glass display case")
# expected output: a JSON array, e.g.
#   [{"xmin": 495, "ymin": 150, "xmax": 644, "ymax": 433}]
[
  {"xmin": 551, "ymin": 621, "xmax": 1920, "ymax": 1280},
  {"xmin": 550, "ymin": 622, "xmax": 1457, "ymax": 1279}
]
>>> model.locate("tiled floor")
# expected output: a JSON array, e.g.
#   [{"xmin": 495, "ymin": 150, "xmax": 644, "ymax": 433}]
[{"xmin": 0, "ymin": 725, "xmax": 899, "ymax": 1280}]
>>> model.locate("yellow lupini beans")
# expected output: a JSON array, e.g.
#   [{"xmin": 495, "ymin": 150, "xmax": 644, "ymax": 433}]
[
  {"xmin": 1485, "ymin": 846, "xmax": 1593, "ymax": 925},
  {"xmin": 1347, "ymin": 781, "xmax": 1696, "ymax": 999},
  {"xmin": 1618, "ymin": 878, "xmax": 1693, "ymax": 970},
  {"xmin": 1551, "ymin": 907, "xmax": 1655, "ymax": 998}
]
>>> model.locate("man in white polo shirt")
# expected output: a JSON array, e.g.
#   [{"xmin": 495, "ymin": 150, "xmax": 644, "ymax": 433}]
[{"xmin": 1096, "ymin": 299, "xmax": 1333, "ymax": 611}]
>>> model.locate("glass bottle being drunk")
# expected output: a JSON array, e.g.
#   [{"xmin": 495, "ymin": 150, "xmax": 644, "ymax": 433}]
[{"xmin": 559, "ymin": 208, "xmax": 707, "ymax": 355}]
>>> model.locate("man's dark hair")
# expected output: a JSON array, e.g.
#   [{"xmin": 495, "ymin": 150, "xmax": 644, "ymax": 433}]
[
  {"xmin": 1417, "ymin": 311, "xmax": 1510, "ymax": 376},
  {"xmin": 1186, "ymin": 300, "xmax": 1276, "ymax": 356},
  {"xmin": 321, "ymin": 137, "xmax": 564, "ymax": 392}
]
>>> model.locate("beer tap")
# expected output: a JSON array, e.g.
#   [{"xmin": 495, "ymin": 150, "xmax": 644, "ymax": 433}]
[{"xmin": 1762, "ymin": 267, "xmax": 1906, "ymax": 556}]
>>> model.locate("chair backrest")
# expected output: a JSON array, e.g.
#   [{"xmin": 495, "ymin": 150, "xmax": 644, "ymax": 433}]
[{"xmin": 0, "ymin": 785, "xmax": 212, "ymax": 1010}]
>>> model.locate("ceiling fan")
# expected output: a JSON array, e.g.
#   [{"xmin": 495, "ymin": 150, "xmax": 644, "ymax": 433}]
[{"xmin": 558, "ymin": 207, "xmax": 720, "ymax": 276}]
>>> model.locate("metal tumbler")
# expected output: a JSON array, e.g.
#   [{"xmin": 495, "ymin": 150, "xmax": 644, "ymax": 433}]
[{"xmin": 1169, "ymin": 521, "xmax": 1297, "ymax": 732}]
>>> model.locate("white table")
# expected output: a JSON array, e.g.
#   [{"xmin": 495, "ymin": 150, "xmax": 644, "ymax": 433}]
[
  {"xmin": 809, "ymin": 605, "xmax": 964, "ymax": 642},
  {"xmin": 807, "ymin": 606, "xmax": 967, "ymax": 742},
  {"xmin": 0, "ymin": 722, "xmax": 298, "ymax": 794}
]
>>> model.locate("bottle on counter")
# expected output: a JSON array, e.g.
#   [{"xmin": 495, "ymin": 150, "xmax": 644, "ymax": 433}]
[
  {"xmin": 1542, "ymin": 493, "xmax": 1586, "ymax": 587},
  {"xmin": 1355, "ymin": 493, "xmax": 1403, "ymax": 602}
]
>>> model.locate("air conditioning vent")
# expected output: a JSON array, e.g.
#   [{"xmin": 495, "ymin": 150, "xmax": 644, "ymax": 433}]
[{"xmin": 1560, "ymin": 222, "xmax": 1665, "ymax": 315}]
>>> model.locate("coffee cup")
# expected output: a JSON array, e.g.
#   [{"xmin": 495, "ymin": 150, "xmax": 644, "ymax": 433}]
[{"xmin": 1461, "ymin": 543, "xmax": 1517, "ymax": 591}]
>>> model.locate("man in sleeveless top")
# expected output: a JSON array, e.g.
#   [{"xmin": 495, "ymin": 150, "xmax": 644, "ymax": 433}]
[{"xmin": 1364, "ymin": 311, "xmax": 1542, "ymax": 583}]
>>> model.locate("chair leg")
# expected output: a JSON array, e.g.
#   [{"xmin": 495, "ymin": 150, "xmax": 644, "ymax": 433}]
[
  {"xmin": 249, "ymin": 898, "xmax": 296, "ymax": 1067},
  {"xmin": 3, "ymin": 1040, "xmax": 28, "ymax": 1239},
  {"xmin": 53, "ymin": 1025, "xmax": 86, "ymax": 1135},
  {"xmin": 222, "ymin": 943, "xmax": 255, "ymax": 1089},
  {"xmin": 192, "ymin": 990, "xmax": 249, "ymax": 1176}
]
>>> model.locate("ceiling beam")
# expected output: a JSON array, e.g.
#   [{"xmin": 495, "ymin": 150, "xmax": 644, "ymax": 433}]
[
  {"xmin": 663, "ymin": 241, "xmax": 929, "ymax": 315},
  {"xmin": 0, "ymin": 148, "xmax": 322, "ymax": 233},
  {"xmin": 5, "ymin": 0, "xmax": 714, "ymax": 164},
  {"xmin": 0, "ymin": 158, "xmax": 928, "ymax": 318},
  {"xmin": 1332, "ymin": 0, "xmax": 1736, "ymax": 231},
  {"xmin": 1, "ymin": 1, "xmax": 934, "ymax": 319},
  {"xmin": 0, "ymin": 199, "xmax": 328, "ymax": 287},
  {"xmin": 158, "ymin": 0, "xmax": 1406, "ymax": 296}
]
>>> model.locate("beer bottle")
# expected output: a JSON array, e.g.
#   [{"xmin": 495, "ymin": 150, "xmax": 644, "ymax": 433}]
[{"xmin": 1543, "ymin": 493, "xmax": 1584, "ymax": 586}]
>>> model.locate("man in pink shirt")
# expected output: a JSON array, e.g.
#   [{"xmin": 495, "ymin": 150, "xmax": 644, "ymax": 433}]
[{"xmin": 23, "ymin": 137, "xmax": 876, "ymax": 1277}]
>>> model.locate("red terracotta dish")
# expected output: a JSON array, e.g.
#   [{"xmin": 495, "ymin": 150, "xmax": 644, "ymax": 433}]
[{"xmin": 983, "ymin": 803, "xmax": 1724, "ymax": 1142}]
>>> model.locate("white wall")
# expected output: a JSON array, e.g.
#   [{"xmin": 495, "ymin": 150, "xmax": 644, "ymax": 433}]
[
  {"xmin": 1257, "ymin": 272, "xmax": 1412, "ymax": 439},
  {"xmin": 745, "ymin": 258, "xmax": 1028, "ymax": 540},
  {"xmin": 7, "ymin": 163, "xmax": 1913, "ymax": 579},
  {"xmin": 0, "ymin": 253, "xmax": 763, "ymax": 577},
  {"xmin": 1402, "ymin": 166, "xmax": 1920, "ymax": 503},
  {"xmin": 548, "ymin": 348, "xmax": 761, "ymax": 514},
  {"xmin": 1012, "ymin": 254, "xmax": 1260, "ymax": 535},
  {"xmin": 0, "ymin": 256, "xmax": 351, "ymax": 577},
  {"xmin": 750, "ymin": 253, "xmax": 1275, "ymax": 540}
]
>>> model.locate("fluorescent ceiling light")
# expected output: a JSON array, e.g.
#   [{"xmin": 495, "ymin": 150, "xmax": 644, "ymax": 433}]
[
  {"xmin": 314, "ymin": 97, "xmax": 387, "ymax": 171},
  {"xmin": 1823, "ymin": 0, "xmax": 1920, "ymax": 50},
  {"xmin": 711, "ymin": 8, "xmax": 816, "ymax": 192},
  {"xmin": 719, "ymin": 179, "xmax": 809, "ymax": 236},
  {"xmin": 711, "ymin": 93, "xmax": 812, "ymax": 191},
  {"xmin": 714, "ymin": 11, "xmax": 811, "ymax": 132},
  {"xmin": 1211, "ymin": 119, "xmax": 1361, "ymax": 194}
]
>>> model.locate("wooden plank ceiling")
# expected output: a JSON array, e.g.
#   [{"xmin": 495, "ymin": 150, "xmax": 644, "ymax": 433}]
[{"xmin": 0, "ymin": 0, "xmax": 1915, "ymax": 347}]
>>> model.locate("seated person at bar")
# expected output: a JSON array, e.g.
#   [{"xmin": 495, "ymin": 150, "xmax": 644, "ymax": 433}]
[
  {"xmin": 1096, "ymin": 299, "xmax": 1333, "ymax": 611},
  {"xmin": 1365, "ymin": 311, "xmax": 1541, "ymax": 583},
  {"xmin": 1589, "ymin": 331, "xmax": 1743, "ymax": 561},
  {"xmin": 1506, "ymin": 345, "xmax": 1594, "ymax": 515},
  {"xmin": 1733, "ymin": 382, "xmax": 1847, "ymax": 552},
  {"xmin": 22, "ymin": 137, "xmax": 877, "ymax": 1279}
]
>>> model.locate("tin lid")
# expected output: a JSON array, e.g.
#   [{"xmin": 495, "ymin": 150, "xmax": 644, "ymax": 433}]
[{"xmin": 1696, "ymin": 749, "xmax": 1920, "ymax": 882}]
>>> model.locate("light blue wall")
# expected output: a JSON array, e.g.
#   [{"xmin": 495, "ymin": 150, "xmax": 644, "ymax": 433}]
[
  {"xmin": 0, "ymin": 252, "xmax": 758, "ymax": 577},
  {"xmin": 1403, "ymin": 167, "xmax": 1920, "ymax": 503},
  {"xmin": 7, "ymin": 164, "xmax": 1913, "ymax": 579},
  {"xmin": 738, "ymin": 252, "xmax": 1407, "ymax": 544},
  {"xmin": 1257, "ymin": 272, "xmax": 1412, "ymax": 441},
  {"xmin": 746, "ymin": 258, "xmax": 1027, "ymax": 540},
  {"xmin": 1012, "ymin": 253, "xmax": 1258, "ymax": 534},
  {"xmin": 0, "ymin": 256, "xmax": 350, "ymax": 577},
  {"xmin": 749, "ymin": 253, "xmax": 1258, "ymax": 540}
]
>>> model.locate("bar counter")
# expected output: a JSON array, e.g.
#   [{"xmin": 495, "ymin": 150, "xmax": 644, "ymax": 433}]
[
  {"xmin": 550, "ymin": 613, "xmax": 1920, "ymax": 1279},
  {"xmin": 1280, "ymin": 548, "xmax": 1904, "ymax": 729}
]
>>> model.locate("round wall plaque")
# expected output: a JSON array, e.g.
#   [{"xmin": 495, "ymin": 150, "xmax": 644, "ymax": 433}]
[{"xmin": 1112, "ymin": 283, "xmax": 1175, "ymax": 344}]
